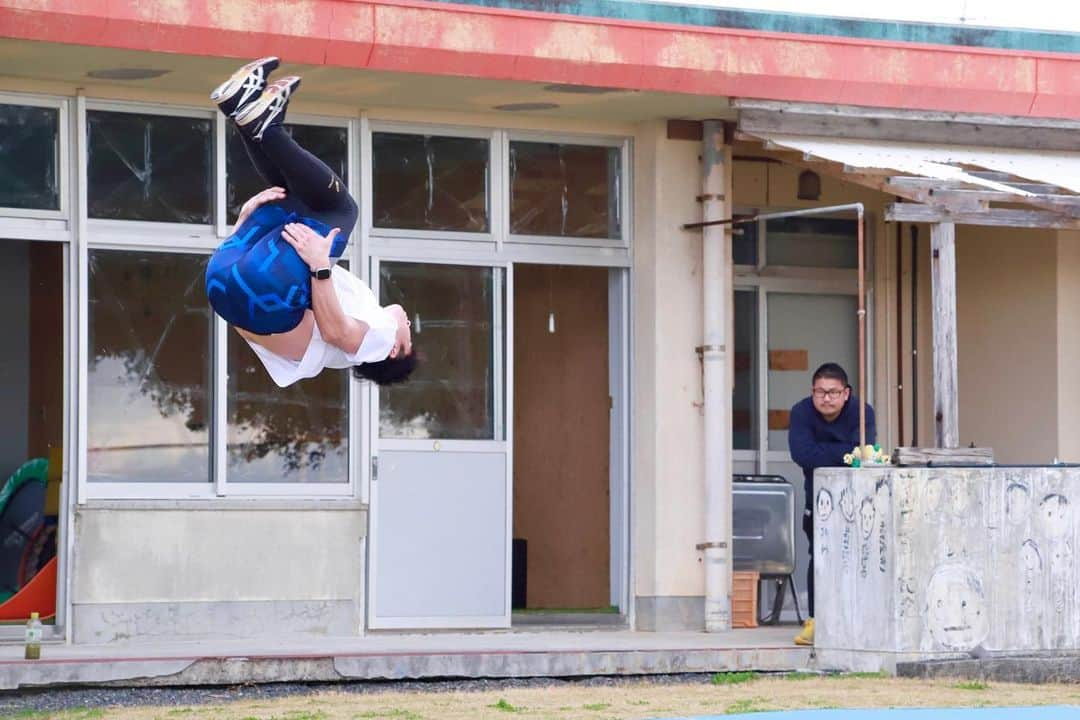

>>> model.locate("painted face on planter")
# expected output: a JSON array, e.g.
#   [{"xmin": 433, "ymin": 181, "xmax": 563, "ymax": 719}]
[
  {"xmin": 859, "ymin": 497, "xmax": 876, "ymax": 539},
  {"xmin": 839, "ymin": 486, "xmax": 856, "ymax": 522},
  {"xmin": 923, "ymin": 475, "xmax": 944, "ymax": 518},
  {"xmin": 926, "ymin": 565, "xmax": 989, "ymax": 651},
  {"xmin": 1006, "ymin": 483, "xmax": 1031, "ymax": 525},
  {"xmin": 816, "ymin": 489, "xmax": 834, "ymax": 521},
  {"xmin": 1021, "ymin": 539, "xmax": 1043, "ymax": 573},
  {"xmin": 1040, "ymin": 494, "xmax": 1070, "ymax": 538},
  {"xmin": 948, "ymin": 475, "xmax": 973, "ymax": 516}
]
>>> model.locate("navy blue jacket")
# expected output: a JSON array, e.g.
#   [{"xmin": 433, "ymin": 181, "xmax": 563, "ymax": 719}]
[{"xmin": 788, "ymin": 395, "xmax": 876, "ymax": 506}]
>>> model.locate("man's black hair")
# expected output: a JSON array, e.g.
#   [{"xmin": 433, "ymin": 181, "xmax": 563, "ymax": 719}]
[
  {"xmin": 812, "ymin": 362, "xmax": 849, "ymax": 387},
  {"xmin": 352, "ymin": 353, "xmax": 418, "ymax": 386}
]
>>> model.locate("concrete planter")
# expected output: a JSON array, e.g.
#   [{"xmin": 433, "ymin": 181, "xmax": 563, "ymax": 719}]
[{"xmin": 814, "ymin": 466, "xmax": 1077, "ymax": 672}]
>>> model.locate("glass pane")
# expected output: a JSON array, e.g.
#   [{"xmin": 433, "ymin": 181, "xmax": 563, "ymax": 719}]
[
  {"xmin": 734, "ymin": 218, "xmax": 758, "ymax": 266},
  {"xmin": 379, "ymin": 262, "xmax": 497, "ymax": 440},
  {"xmin": 0, "ymin": 105, "xmax": 59, "ymax": 210},
  {"xmin": 88, "ymin": 250, "xmax": 211, "ymax": 482},
  {"xmin": 227, "ymin": 261, "xmax": 350, "ymax": 484},
  {"xmin": 733, "ymin": 290, "xmax": 758, "ymax": 450},
  {"xmin": 765, "ymin": 217, "xmax": 857, "ymax": 268},
  {"xmin": 509, "ymin": 141, "xmax": 621, "ymax": 239},
  {"xmin": 0, "ymin": 238, "xmax": 62, "ymax": 610},
  {"xmin": 766, "ymin": 293, "xmax": 858, "ymax": 451},
  {"xmin": 226, "ymin": 123, "xmax": 348, "ymax": 224},
  {"xmin": 87, "ymin": 111, "xmax": 212, "ymax": 223},
  {"xmin": 372, "ymin": 133, "xmax": 489, "ymax": 232}
]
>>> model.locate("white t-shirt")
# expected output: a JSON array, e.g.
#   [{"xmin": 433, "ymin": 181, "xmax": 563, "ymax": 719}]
[{"xmin": 244, "ymin": 267, "xmax": 397, "ymax": 388}]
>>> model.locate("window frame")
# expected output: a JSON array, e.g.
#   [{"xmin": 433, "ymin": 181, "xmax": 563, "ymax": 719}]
[
  {"xmin": 503, "ymin": 129, "xmax": 630, "ymax": 250},
  {"xmin": 0, "ymin": 93, "xmax": 69, "ymax": 225},
  {"xmin": 731, "ymin": 208, "xmax": 872, "ymax": 472},
  {"xmin": 70, "ymin": 100, "xmax": 632, "ymax": 501},
  {"xmin": 80, "ymin": 100, "xmax": 357, "ymax": 500},
  {"xmin": 366, "ymin": 121, "xmax": 499, "ymax": 245}
]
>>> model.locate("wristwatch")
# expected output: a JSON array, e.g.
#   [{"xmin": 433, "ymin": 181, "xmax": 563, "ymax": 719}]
[{"xmin": 310, "ymin": 266, "xmax": 332, "ymax": 280}]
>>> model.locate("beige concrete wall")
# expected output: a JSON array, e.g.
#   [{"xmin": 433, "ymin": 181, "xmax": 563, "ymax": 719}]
[
  {"xmin": 953, "ymin": 226, "xmax": 1058, "ymax": 462},
  {"xmin": 73, "ymin": 506, "xmax": 366, "ymax": 603},
  {"xmin": 1058, "ymin": 231, "xmax": 1080, "ymax": 462},
  {"xmin": 632, "ymin": 121, "xmax": 707, "ymax": 599}
]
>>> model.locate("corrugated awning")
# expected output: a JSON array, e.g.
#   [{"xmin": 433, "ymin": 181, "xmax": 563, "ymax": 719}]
[{"xmin": 742, "ymin": 132, "xmax": 1080, "ymax": 228}]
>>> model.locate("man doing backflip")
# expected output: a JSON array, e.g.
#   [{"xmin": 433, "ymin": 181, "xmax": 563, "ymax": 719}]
[{"xmin": 205, "ymin": 57, "xmax": 416, "ymax": 388}]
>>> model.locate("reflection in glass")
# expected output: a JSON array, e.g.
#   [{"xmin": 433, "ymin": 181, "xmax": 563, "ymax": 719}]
[
  {"xmin": 226, "ymin": 123, "xmax": 349, "ymax": 224},
  {"xmin": 378, "ymin": 263, "xmax": 496, "ymax": 439},
  {"xmin": 765, "ymin": 217, "xmax": 857, "ymax": 268},
  {"xmin": 87, "ymin": 250, "xmax": 211, "ymax": 482},
  {"xmin": 734, "ymin": 218, "xmax": 758, "ymax": 266},
  {"xmin": 227, "ymin": 263, "xmax": 349, "ymax": 484},
  {"xmin": 87, "ymin": 111, "xmax": 212, "ymax": 223},
  {"xmin": 372, "ymin": 133, "xmax": 489, "ymax": 232},
  {"xmin": 0, "ymin": 239, "xmax": 64, "ymax": 483},
  {"xmin": 733, "ymin": 290, "xmax": 758, "ymax": 450},
  {"xmin": 509, "ymin": 141, "xmax": 620, "ymax": 239},
  {"xmin": 766, "ymin": 293, "xmax": 857, "ymax": 451},
  {"xmin": 0, "ymin": 105, "xmax": 59, "ymax": 210}
]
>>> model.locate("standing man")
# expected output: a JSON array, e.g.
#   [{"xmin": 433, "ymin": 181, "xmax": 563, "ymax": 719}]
[{"xmin": 788, "ymin": 362, "xmax": 875, "ymax": 646}]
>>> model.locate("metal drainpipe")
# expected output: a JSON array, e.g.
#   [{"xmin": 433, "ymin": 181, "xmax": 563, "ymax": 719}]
[{"xmin": 699, "ymin": 120, "xmax": 732, "ymax": 632}]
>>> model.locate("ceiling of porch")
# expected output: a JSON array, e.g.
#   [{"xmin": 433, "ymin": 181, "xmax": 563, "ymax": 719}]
[
  {"xmin": 736, "ymin": 103, "xmax": 1080, "ymax": 230},
  {"xmin": 0, "ymin": 39, "xmax": 735, "ymax": 124}
]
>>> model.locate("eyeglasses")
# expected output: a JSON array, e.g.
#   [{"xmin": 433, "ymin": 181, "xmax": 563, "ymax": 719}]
[{"xmin": 812, "ymin": 388, "xmax": 846, "ymax": 400}]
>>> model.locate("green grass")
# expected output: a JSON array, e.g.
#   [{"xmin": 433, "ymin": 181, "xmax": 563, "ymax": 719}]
[
  {"xmin": 512, "ymin": 606, "xmax": 619, "ymax": 614},
  {"xmin": 711, "ymin": 671, "xmax": 758, "ymax": 685},
  {"xmin": 784, "ymin": 672, "xmax": 819, "ymax": 681},
  {"xmin": 725, "ymin": 697, "xmax": 770, "ymax": 714},
  {"xmin": 490, "ymin": 699, "xmax": 522, "ymax": 713},
  {"xmin": 582, "ymin": 703, "xmax": 610, "ymax": 711},
  {"xmin": 955, "ymin": 681, "xmax": 990, "ymax": 690},
  {"xmin": 354, "ymin": 710, "xmax": 422, "ymax": 719},
  {"xmin": 831, "ymin": 671, "xmax": 889, "ymax": 679}
]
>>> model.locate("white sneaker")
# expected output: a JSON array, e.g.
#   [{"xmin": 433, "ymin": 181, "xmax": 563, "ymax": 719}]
[
  {"xmin": 210, "ymin": 56, "xmax": 279, "ymax": 117},
  {"xmin": 234, "ymin": 76, "xmax": 301, "ymax": 141}
]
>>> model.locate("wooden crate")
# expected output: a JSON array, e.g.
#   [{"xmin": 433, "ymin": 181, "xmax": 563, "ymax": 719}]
[{"xmin": 732, "ymin": 570, "xmax": 759, "ymax": 628}]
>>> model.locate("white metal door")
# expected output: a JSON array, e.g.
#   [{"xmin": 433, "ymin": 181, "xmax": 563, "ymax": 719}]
[{"xmin": 367, "ymin": 259, "xmax": 512, "ymax": 629}]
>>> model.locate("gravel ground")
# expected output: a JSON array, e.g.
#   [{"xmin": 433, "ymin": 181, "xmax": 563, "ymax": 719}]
[{"xmin": 0, "ymin": 672, "xmax": 737, "ymax": 715}]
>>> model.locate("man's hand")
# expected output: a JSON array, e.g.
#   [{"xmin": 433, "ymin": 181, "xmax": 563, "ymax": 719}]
[
  {"xmin": 235, "ymin": 186, "xmax": 286, "ymax": 228},
  {"xmin": 281, "ymin": 223, "xmax": 340, "ymax": 271}
]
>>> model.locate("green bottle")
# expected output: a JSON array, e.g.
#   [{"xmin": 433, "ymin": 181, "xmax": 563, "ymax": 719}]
[{"xmin": 24, "ymin": 612, "xmax": 42, "ymax": 660}]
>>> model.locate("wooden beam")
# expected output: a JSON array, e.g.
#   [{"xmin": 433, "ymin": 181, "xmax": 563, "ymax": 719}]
[
  {"xmin": 736, "ymin": 106, "xmax": 1080, "ymax": 152},
  {"xmin": 886, "ymin": 203, "xmax": 1080, "ymax": 229},
  {"xmin": 931, "ymin": 223, "xmax": 959, "ymax": 449},
  {"xmin": 925, "ymin": 189, "xmax": 1080, "ymax": 219},
  {"xmin": 887, "ymin": 176, "xmax": 1064, "ymax": 195}
]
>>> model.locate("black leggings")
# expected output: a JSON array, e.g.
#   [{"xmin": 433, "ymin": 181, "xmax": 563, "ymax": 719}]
[{"xmin": 240, "ymin": 125, "xmax": 358, "ymax": 236}]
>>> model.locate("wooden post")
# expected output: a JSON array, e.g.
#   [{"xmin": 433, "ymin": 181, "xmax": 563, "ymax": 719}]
[{"xmin": 931, "ymin": 222, "xmax": 959, "ymax": 448}]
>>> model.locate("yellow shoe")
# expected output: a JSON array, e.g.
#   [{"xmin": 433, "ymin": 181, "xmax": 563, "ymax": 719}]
[{"xmin": 794, "ymin": 618, "xmax": 815, "ymax": 646}]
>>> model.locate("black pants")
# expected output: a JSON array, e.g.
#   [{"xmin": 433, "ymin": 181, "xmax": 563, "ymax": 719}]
[
  {"xmin": 803, "ymin": 508, "xmax": 815, "ymax": 618},
  {"xmin": 240, "ymin": 125, "xmax": 358, "ymax": 238}
]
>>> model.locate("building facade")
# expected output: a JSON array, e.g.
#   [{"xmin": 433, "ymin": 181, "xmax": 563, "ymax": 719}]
[{"xmin": 0, "ymin": 0, "xmax": 1077, "ymax": 644}]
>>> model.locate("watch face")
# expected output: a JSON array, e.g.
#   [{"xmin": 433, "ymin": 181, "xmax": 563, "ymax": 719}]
[{"xmin": 313, "ymin": 268, "xmax": 331, "ymax": 280}]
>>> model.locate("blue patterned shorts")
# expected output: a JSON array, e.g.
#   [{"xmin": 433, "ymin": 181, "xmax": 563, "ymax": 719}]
[{"xmin": 205, "ymin": 204, "xmax": 347, "ymax": 335}]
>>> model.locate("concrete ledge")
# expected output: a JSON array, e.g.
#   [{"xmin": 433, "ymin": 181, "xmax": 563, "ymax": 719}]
[
  {"xmin": 897, "ymin": 654, "xmax": 1080, "ymax": 683},
  {"xmin": 635, "ymin": 596, "xmax": 703, "ymax": 632},
  {"xmin": 0, "ymin": 646, "xmax": 812, "ymax": 689},
  {"xmin": 0, "ymin": 628, "xmax": 812, "ymax": 689}
]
